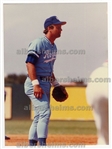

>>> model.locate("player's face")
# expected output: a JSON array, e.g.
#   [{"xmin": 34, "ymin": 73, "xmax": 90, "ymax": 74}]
[{"xmin": 51, "ymin": 24, "xmax": 62, "ymax": 38}]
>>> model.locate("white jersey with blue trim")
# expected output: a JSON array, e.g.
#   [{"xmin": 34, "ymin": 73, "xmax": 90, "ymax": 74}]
[{"xmin": 27, "ymin": 36, "xmax": 57, "ymax": 76}]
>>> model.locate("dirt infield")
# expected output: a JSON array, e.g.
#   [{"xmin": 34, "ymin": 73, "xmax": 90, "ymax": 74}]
[{"xmin": 5, "ymin": 135, "xmax": 97, "ymax": 146}]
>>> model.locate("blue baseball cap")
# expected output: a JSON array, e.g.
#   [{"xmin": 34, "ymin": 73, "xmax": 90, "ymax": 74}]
[{"xmin": 44, "ymin": 16, "xmax": 66, "ymax": 29}]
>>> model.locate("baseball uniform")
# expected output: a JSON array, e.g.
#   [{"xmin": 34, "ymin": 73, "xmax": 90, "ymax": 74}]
[
  {"xmin": 24, "ymin": 36, "xmax": 57, "ymax": 143},
  {"xmin": 24, "ymin": 16, "xmax": 66, "ymax": 146},
  {"xmin": 86, "ymin": 61, "xmax": 108, "ymax": 144}
]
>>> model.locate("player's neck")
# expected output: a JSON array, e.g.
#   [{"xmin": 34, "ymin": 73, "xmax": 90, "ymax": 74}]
[{"xmin": 45, "ymin": 34, "xmax": 55, "ymax": 45}]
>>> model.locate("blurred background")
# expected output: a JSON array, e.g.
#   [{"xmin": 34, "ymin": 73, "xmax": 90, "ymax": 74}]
[{"xmin": 4, "ymin": 3, "xmax": 108, "ymax": 80}]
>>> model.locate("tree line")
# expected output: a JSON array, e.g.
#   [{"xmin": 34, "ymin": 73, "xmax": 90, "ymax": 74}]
[
  {"xmin": 5, "ymin": 74, "xmax": 84, "ymax": 85},
  {"xmin": 5, "ymin": 74, "xmax": 27, "ymax": 84}
]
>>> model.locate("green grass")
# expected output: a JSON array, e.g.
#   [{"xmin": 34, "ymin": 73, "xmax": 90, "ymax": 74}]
[
  {"xmin": 5, "ymin": 120, "xmax": 97, "ymax": 135},
  {"xmin": 48, "ymin": 120, "xmax": 96, "ymax": 135}
]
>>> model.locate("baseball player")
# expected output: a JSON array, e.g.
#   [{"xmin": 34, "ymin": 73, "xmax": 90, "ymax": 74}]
[
  {"xmin": 86, "ymin": 61, "xmax": 108, "ymax": 145},
  {"xmin": 24, "ymin": 16, "xmax": 66, "ymax": 146}
]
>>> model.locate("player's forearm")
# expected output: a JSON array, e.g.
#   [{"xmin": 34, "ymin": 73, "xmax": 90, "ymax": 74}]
[
  {"xmin": 51, "ymin": 73, "xmax": 56, "ymax": 81},
  {"xmin": 51, "ymin": 73, "xmax": 60, "ymax": 87},
  {"xmin": 26, "ymin": 63, "xmax": 37, "ymax": 81}
]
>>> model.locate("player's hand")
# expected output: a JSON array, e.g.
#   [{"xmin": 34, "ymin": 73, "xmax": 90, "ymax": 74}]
[{"xmin": 33, "ymin": 85, "xmax": 44, "ymax": 99}]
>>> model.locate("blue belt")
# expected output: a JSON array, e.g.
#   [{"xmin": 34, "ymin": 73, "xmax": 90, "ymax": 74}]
[{"xmin": 27, "ymin": 75, "xmax": 52, "ymax": 82}]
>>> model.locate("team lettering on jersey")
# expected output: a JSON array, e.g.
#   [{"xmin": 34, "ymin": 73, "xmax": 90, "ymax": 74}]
[{"xmin": 43, "ymin": 50, "xmax": 57, "ymax": 63}]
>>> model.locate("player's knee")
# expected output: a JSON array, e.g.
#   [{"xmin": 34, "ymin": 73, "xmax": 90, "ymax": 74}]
[
  {"xmin": 40, "ymin": 108, "xmax": 51, "ymax": 123},
  {"xmin": 44, "ymin": 108, "xmax": 51, "ymax": 119}
]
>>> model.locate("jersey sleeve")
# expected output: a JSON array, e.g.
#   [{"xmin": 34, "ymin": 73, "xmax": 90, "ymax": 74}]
[{"xmin": 27, "ymin": 38, "xmax": 42, "ymax": 58}]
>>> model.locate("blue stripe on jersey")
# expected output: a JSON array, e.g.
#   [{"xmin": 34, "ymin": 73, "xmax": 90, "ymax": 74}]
[{"xmin": 25, "ymin": 54, "xmax": 38, "ymax": 65}]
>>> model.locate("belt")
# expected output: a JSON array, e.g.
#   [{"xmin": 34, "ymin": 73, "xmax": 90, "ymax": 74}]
[
  {"xmin": 27, "ymin": 75, "xmax": 53, "ymax": 82},
  {"xmin": 40, "ymin": 76, "xmax": 53, "ymax": 82}
]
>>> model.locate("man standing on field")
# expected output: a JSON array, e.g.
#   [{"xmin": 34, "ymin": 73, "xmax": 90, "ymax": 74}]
[{"xmin": 24, "ymin": 16, "xmax": 66, "ymax": 146}]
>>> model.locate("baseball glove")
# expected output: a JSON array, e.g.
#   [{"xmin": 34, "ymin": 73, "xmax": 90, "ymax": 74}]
[{"xmin": 52, "ymin": 85, "xmax": 68, "ymax": 102}]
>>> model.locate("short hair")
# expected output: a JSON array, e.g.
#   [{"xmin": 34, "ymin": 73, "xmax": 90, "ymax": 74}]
[
  {"xmin": 43, "ymin": 28, "xmax": 48, "ymax": 34},
  {"xmin": 43, "ymin": 25, "xmax": 54, "ymax": 34}
]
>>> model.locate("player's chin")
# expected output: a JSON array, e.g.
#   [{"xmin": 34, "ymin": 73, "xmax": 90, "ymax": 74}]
[{"xmin": 57, "ymin": 34, "xmax": 61, "ymax": 38}]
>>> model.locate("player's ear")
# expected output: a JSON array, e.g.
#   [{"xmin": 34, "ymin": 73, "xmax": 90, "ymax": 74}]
[
  {"xmin": 48, "ymin": 25, "xmax": 54, "ymax": 31},
  {"xmin": 45, "ymin": 25, "xmax": 54, "ymax": 34}
]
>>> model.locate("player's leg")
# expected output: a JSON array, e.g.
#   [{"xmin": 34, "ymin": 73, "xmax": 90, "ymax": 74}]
[
  {"xmin": 86, "ymin": 65, "xmax": 108, "ymax": 145},
  {"xmin": 28, "ymin": 110, "xmax": 39, "ymax": 146},
  {"xmin": 24, "ymin": 78, "xmax": 38, "ymax": 145},
  {"xmin": 28, "ymin": 106, "xmax": 51, "ymax": 146},
  {"xmin": 86, "ymin": 85, "xmax": 108, "ymax": 145},
  {"xmin": 24, "ymin": 78, "xmax": 51, "ymax": 146},
  {"xmin": 37, "ymin": 81, "xmax": 51, "ymax": 146},
  {"xmin": 5, "ymin": 136, "xmax": 10, "ymax": 140},
  {"xmin": 92, "ymin": 97, "xmax": 108, "ymax": 145},
  {"xmin": 86, "ymin": 84, "xmax": 108, "ymax": 144},
  {"xmin": 37, "ymin": 103, "xmax": 51, "ymax": 145},
  {"xmin": 26, "ymin": 93, "xmax": 50, "ymax": 146}
]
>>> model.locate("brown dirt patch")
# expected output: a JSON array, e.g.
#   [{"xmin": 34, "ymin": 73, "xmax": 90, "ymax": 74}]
[{"xmin": 5, "ymin": 134, "xmax": 97, "ymax": 146}]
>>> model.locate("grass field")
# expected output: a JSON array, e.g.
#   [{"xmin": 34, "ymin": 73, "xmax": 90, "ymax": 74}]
[{"xmin": 5, "ymin": 120, "xmax": 97, "ymax": 135}]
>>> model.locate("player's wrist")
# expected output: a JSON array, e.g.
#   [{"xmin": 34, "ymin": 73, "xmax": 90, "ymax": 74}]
[
  {"xmin": 32, "ymin": 79, "xmax": 39, "ymax": 86},
  {"xmin": 52, "ymin": 79, "xmax": 60, "ymax": 87}
]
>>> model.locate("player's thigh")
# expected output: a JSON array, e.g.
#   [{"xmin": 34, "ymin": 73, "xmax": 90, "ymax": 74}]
[{"xmin": 92, "ymin": 97, "xmax": 108, "ymax": 130}]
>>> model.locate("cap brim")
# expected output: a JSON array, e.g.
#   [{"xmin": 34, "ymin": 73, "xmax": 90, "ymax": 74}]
[
  {"xmin": 54, "ymin": 21, "xmax": 66, "ymax": 25},
  {"xmin": 60, "ymin": 22, "xmax": 66, "ymax": 25}
]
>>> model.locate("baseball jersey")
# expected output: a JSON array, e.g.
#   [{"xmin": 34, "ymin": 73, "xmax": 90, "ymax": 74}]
[{"xmin": 26, "ymin": 36, "xmax": 57, "ymax": 76}]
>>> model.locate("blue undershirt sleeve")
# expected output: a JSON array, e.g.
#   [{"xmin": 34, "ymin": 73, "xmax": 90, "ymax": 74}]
[{"xmin": 25, "ymin": 54, "xmax": 38, "ymax": 65}]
